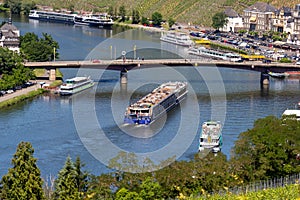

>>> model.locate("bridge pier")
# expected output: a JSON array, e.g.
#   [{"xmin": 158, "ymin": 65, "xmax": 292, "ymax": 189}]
[
  {"xmin": 120, "ymin": 70, "xmax": 127, "ymax": 84},
  {"xmin": 49, "ymin": 68, "xmax": 56, "ymax": 81},
  {"xmin": 260, "ymin": 72, "xmax": 269, "ymax": 86}
]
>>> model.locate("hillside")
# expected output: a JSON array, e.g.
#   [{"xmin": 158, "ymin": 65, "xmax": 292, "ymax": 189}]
[{"xmin": 30, "ymin": 0, "xmax": 298, "ymax": 26}]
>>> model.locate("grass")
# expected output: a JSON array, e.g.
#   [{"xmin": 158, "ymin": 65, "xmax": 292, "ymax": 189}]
[
  {"xmin": 33, "ymin": 68, "xmax": 46, "ymax": 77},
  {"xmin": 0, "ymin": 89, "xmax": 46, "ymax": 109}
]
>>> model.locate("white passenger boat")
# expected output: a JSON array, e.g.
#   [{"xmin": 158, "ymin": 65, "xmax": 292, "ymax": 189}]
[
  {"xmin": 160, "ymin": 32, "xmax": 194, "ymax": 47},
  {"xmin": 124, "ymin": 82, "xmax": 188, "ymax": 125},
  {"xmin": 188, "ymin": 46, "xmax": 242, "ymax": 62},
  {"xmin": 74, "ymin": 14, "xmax": 114, "ymax": 28},
  {"xmin": 29, "ymin": 10, "xmax": 114, "ymax": 28},
  {"xmin": 29, "ymin": 10, "xmax": 76, "ymax": 24},
  {"xmin": 59, "ymin": 76, "xmax": 95, "ymax": 95},
  {"xmin": 199, "ymin": 121, "xmax": 223, "ymax": 153},
  {"xmin": 282, "ymin": 109, "xmax": 300, "ymax": 120}
]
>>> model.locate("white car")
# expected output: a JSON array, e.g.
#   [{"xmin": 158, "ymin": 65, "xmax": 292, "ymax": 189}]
[{"xmin": 296, "ymin": 61, "xmax": 300, "ymax": 65}]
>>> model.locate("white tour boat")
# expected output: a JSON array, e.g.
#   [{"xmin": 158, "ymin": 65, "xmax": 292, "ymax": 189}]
[
  {"xmin": 188, "ymin": 46, "xmax": 242, "ymax": 62},
  {"xmin": 124, "ymin": 82, "xmax": 188, "ymax": 125},
  {"xmin": 160, "ymin": 32, "xmax": 194, "ymax": 47},
  {"xmin": 199, "ymin": 121, "xmax": 223, "ymax": 153},
  {"xmin": 59, "ymin": 76, "xmax": 95, "ymax": 95}
]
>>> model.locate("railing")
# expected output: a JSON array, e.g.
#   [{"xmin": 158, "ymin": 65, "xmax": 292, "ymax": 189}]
[{"xmin": 215, "ymin": 173, "xmax": 300, "ymax": 196}]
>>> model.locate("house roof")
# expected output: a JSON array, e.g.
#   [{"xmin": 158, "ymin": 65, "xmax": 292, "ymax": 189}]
[
  {"xmin": 224, "ymin": 8, "xmax": 239, "ymax": 18},
  {"xmin": 244, "ymin": 2, "xmax": 277, "ymax": 13},
  {"xmin": 0, "ymin": 22, "xmax": 18, "ymax": 32}
]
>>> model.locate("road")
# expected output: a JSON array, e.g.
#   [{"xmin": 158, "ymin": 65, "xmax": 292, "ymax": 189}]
[{"xmin": 0, "ymin": 82, "xmax": 44, "ymax": 103}]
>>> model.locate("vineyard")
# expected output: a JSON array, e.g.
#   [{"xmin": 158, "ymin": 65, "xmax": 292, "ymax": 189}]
[{"xmin": 22, "ymin": 0, "xmax": 298, "ymax": 26}]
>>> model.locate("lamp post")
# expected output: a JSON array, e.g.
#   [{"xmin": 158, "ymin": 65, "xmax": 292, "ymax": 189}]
[{"xmin": 53, "ymin": 47, "xmax": 56, "ymax": 62}]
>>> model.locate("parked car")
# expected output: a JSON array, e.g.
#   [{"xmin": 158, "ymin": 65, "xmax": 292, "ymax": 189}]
[
  {"xmin": 296, "ymin": 60, "xmax": 300, "ymax": 65},
  {"xmin": 6, "ymin": 89, "xmax": 14, "ymax": 94}
]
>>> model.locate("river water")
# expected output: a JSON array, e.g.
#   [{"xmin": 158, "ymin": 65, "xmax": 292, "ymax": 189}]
[{"xmin": 0, "ymin": 14, "xmax": 300, "ymax": 177}]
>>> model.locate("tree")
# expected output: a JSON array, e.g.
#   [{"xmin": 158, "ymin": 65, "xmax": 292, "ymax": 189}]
[
  {"xmin": 212, "ymin": 12, "xmax": 228, "ymax": 30},
  {"xmin": 22, "ymin": 1, "xmax": 36, "ymax": 15},
  {"xmin": 54, "ymin": 156, "xmax": 80, "ymax": 200},
  {"xmin": 108, "ymin": 6, "xmax": 113, "ymax": 17},
  {"xmin": 168, "ymin": 18, "xmax": 175, "ymax": 29},
  {"xmin": 132, "ymin": 9, "xmax": 140, "ymax": 24},
  {"xmin": 231, "ymin": 116, "xmax": 300, "ymax": 182},
  {"xmin": 152, "ymin": 12, "xmax": 162, "ymax": 27},
  {"xmin": 119, "ymin": 5, "xmax": 126, "ymax": 22},
  {"xmin": 74, "ymin": 156, "xmax": 90, "ymax": 198},
  {"xmin": 20, "ymin": 32, "xmax": 59, "ymax": 62},
  {"xmin": 0, "ymin": 141, "xmax": 45, "ymax": 199},
  {"xmin": 6, "ymin": 0, "xmax": 22, "ymax": 14},
  {"xmin": 141, "ymin": 16, "xmax": 149, "ymax": 26},
  {"xmin": 139, "ymin": 177, "xmax": 162, "ymax": 200}
]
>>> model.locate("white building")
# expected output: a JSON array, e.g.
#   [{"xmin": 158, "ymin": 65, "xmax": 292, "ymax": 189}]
[
  {"xmin": 0, "ymin": 20, "xmax": 20, "ymax": 53},
  {"xmin": 221, "ymin": 8, "xmax": 243, "ymax": 32}
]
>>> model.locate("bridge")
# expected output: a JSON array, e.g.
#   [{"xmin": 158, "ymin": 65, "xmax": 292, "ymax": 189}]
[{"xmin": 24, "ymin": 59, "xmax": 300, "ymax": 84}]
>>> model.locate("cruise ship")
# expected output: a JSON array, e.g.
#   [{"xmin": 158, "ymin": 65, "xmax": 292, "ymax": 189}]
[
  {"xmin": 29, "ymin": 10, "xmax": 114, "ymax": 28},
  {"xmin": 199, "ymin": 121, "xmax": 223, "ymax": 153},
  {"xmin": 29, "ymin": 10, "xmax": 76, "ymax": 24},
  {"xmin": 160, "ymin": 32, "xmax": 194, "ymax": 47},
  {"xmin": 188, "ymin": 46, "xmax": 242, "ymax": 62},
  {"xmin": 124, "ymin": 82, "xmax": 188, "ymax": 125},
  {"xmin": 74, "ymin": 15, "xmax": 114, "ymax": 28},
  {"xmin": 59, "ymin": 76, "xmax": 95, "ymax": 95}
]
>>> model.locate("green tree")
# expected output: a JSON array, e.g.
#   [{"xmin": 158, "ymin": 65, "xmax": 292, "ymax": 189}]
[
  {"xmin": 119, "ymin": 5, "xmax": 126, "ymax": 22},
  {"xmin": 231, "ymin": 116, "xmax": 300, "ymax": 182},
  {"xmin": 152, "ymin": 11, "xmax": 162, "ymax": 26},
  {"xmin": 139, "ymin": 177, "xmax": 162, "ymax": 200},
  {"xmin": 54, "ymin": 156, "xmax": 80, "ymax": 200},
  {"xmin": 132, "ymin": 9, "xmax": 140, "ymax": 24},
  {"xmin": 168, "ymin": 18, "xmax": 175, "ymax": 29},
  {"xmin": 108, "ymin": 6, "xmax": 113, "ymax": 17},
  {"xmin": 0, "ymin": 141, "xmax": 45, "ymax": 200},
  {"xmin": 212, "ymin": 12, "xmax": 228, "ymax": 30},
  {"xmin": 141, "ymin": 16, "xmax": 149, "ymax": 26},
  {"xmin": 74, "ymin": 156, "xmax": 90, "ymax": 198},
  {"xmin": 6, "ymin": 0, "xmax": 22, "ymax": 14},
  {"xmin": 115, "ymin": 188, "xmax": 141, "ymax": 200},
  {"xmin": 20, "ymin": 32, "xmax": 59, "ymax": 61},
  {"xmin": 22, "ymin": 1, "xmax": 36, "ymax": 15}
]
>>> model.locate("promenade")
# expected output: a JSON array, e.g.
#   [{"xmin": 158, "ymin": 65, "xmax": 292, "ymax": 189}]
[{"xmin": 0, "ymin": 81, "xmax": 50, "ymax": 103}]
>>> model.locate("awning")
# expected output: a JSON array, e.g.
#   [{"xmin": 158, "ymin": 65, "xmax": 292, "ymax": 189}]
[{"xmin": 250, "ymin": 16, "xmax": 257, "ymax": 22}]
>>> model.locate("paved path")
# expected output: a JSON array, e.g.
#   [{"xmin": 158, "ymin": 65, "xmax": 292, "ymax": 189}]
[{"xmin": 0, "ymin": 81, "xmax": 49, "ymax": 103}]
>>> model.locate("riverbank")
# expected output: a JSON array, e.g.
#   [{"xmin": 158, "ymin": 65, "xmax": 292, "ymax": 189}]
[{"xmin": 0, "ymin": 88, "xmax": 47, "ymax": 109}]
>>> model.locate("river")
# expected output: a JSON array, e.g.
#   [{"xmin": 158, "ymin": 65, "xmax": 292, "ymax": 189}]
[{"xmin": 0, "ymin": 14, "xmax": 300, "ymax": 177}]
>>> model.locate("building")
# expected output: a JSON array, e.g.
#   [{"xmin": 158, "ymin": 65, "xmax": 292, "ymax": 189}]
[
  {"xmin": 221, "ymin": 7, "xmax": 243, "ymax": 32},
  {"xmin": 272, "ymin": 7, "xmax": 292, "ymax": 33},
  {"xmin": 243, "ymin": 2, "xmax": 277, "ymax": 32},
  {"xmin": 0, "ymin": 20, "xmax": 20, "ymax": 53},
  {"xmin": 293, "ymin": 4, "xmax": 300, "ymax": 39}
]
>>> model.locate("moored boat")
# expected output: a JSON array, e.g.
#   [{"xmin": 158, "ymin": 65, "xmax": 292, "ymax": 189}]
[
  {"xmin": 59, "ymin": 76, "xmax": 95, "ymax": 95},
  {"xmin": 268, "ymin": 71, "xmax": 289, "ymax": 79},
  {"xmin": 282, "ymin": 102, "xmax": 300, "ymax": 120},
  {"xmin": 188, "ymin": 46, "xmax": 242, "ymax": 62},
  {"xmin": 160, "ymin": 32, "xmax": 194, "ymax": 47},
  {"xmin": 124, "ymin": 82, "xmax": 188, "ymax": 125},
  {"xmin": 74, "ymin": 14, "xmax": 114, "ymax": 28},
  {"xmin": 199, "ymin": 121, "xmax": 222, "ymax": 153},
  {"xmin": 29, "ymin": 10, "xmax": 76, "ymax": 24}
]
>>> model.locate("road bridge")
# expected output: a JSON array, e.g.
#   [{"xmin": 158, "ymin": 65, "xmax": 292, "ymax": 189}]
[{"xmin": 25, "ymin": 59, "xmax": 300, "ymax": 84}]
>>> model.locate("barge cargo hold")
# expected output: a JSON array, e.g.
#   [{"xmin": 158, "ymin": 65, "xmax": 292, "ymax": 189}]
[{"xmin": 124, "ymin": 82, "xmax": 188, "ymax": 125}]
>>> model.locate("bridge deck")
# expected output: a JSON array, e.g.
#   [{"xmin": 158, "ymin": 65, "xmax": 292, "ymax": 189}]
[{"xmin": 24, "ymin": 59, "xmax": 300, "ymax": 73}]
